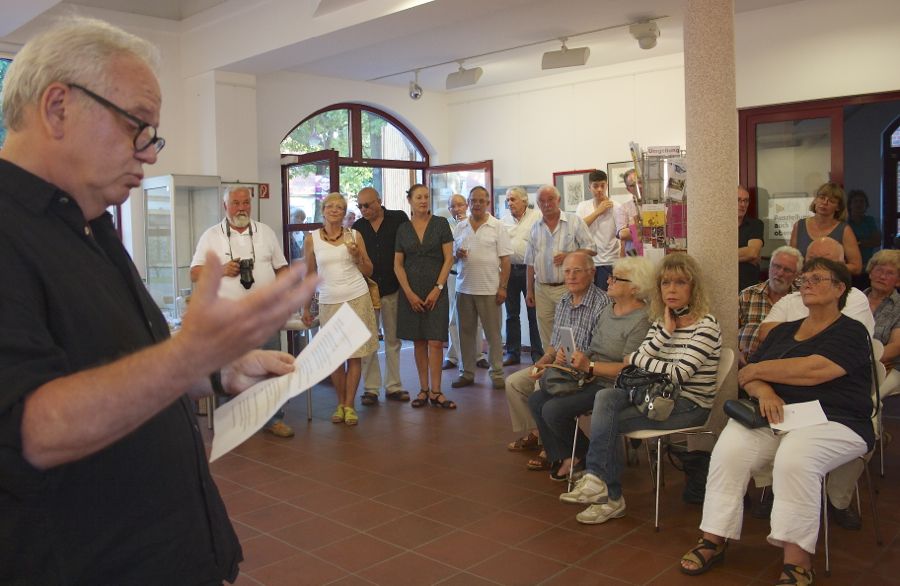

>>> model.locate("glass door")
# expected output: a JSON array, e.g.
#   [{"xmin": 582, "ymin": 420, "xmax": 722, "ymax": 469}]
[
  {"xmin": 741, "ymin": 107, "xmax": 843, "ymax": 258},
  {"xmin": 425, "ymin": 161, "xmax": 493, "ymax": 218},
  {"xmin": 281, "ymin": 150, "xmax": 338, "ymax": 264}
]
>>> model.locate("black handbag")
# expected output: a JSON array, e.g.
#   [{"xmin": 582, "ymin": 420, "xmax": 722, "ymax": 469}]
[
  {"xmin": 615, "ymin": 365, "xmax": 680, "ymax": 421},
  {"xmin": 723, "ymin": 398, "xmax": 769, "ymax": 429},
  {"xmin": 539, "ymin": 364, "xmax": 595, "ymax": 397}
]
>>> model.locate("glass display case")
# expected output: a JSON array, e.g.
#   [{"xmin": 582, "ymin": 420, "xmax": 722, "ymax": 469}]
[{"xmin": 142, "ymin": 174, "xmax": 222, "ymax": 324}]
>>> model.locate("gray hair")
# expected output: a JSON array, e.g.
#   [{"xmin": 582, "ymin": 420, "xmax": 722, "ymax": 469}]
[
  {"xmin": 613, "ymin": 256, "xmax": 655, "ymax": 301},
  {"xmin": 2, "ymin": 17, "xmax": 160, "ymax": 131},
  {"xmin": 536, "ymin": 184, "xmax": 560, "ymax": 200},
  {"xmin": 223, "ymin": 185, "xmax": 252, "ymax": 203},
  {"xmin": 770, "ymin": 245, "xmax": 804, "ymax": 273},
  {"xmin": 506, "ymin": 186, "xmax": 528, "ymax": 203}
]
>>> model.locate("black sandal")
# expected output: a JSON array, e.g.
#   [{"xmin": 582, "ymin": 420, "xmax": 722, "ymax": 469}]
[
  {"xmin": 679, "ymin": 537, "xmax": 726, "ymax": 576},
  {"xmin": 411, "ymin": 390, "xmax": 429, "ymax": 408},
  {"xmin": 776, "ymin": 564, "xmax": 814, "ymax": 585},
  {"xmin": 429, "ymin": 391, "xmax": 457, "ymax": 409},
  {"xmin": 386, "ymin": 390, "xmax": 410, "ymax": 402}
]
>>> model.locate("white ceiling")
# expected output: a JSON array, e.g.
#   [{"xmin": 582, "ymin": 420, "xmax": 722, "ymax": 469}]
[{"xmin": 17, "ymin": 0, "xmax": 804, "ymax": 92}]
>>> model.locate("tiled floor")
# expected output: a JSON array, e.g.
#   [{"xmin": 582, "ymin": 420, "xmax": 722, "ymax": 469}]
[{"xmin": 206, "ymin": 347, "xmax": 900, "ymax": 585}]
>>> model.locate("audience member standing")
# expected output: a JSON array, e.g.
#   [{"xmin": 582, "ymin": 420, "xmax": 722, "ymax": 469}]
[
  {"xmin": 502, "ymin": 187, "xmax": 544, "ymax": 365},
  {"xmin": 525, "ymin": 185, "xmax": 596, "ymax": 352},
  {"xmin": 576, "ymin": 169, "xmax": 621, "ymax": 289},
  {"xmin": 450, "ymin": 187, "xmax": 513, "ymax": 390},
  {"xmin": 353, "ymin": 187, "xmax": 411, "ymax": 405},
  {"xmin": 738, "ymin": 186, "xmax": 764, "ymax": 292},
  {"xmin": 615, "ymin": 169, "xmax": 641, "ymax": 256}
]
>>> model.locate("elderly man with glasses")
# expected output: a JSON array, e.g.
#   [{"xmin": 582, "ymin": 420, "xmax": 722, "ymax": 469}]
[{"xmin": 0, "ymin": 18, "xmax": 316, "ymax": 584}]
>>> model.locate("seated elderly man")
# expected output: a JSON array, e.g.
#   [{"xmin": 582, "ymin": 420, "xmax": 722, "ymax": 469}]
[
  {"xmin": 757, "ymin": 236, "xmax": 874, "ymax": 531},
  {"xmin": 738, "ymin": 246, "xmax": 801, "ymax": 366},
  {"xmin": 504, "ymin": 252, "xmax": 609, "ymax": 468}
]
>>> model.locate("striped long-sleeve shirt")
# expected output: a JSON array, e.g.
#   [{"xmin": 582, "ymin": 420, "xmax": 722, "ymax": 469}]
[{"xmin": 626, "ymin": 314, "xmax": 722, "ymax": 408}]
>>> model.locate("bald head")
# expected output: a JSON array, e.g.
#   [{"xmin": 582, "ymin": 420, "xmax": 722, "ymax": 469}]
[{"xmin": 806, "ymin": 237, "xmax": 845, "ymax": 263}]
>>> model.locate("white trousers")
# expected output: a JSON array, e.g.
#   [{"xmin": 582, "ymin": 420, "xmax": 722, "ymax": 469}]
[
  {"xmin": 701, "ymin": 419, "xmax": 866, "ymax": 554},
  {"xmin": 505, "ymin": 366, "xmax": 538, "ymax": 432}
]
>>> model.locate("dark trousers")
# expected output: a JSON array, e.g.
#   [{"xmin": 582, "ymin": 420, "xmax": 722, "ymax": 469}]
[
  {"xmin": 593, "ymin": 264, "xmax": 612, "ymax": 291},
  {"xmin": 505, "ymin": 264, "xmax": 543, "ymax": 358}
]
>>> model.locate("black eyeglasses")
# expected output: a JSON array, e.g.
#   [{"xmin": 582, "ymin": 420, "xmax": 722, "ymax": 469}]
[
  {"xmin": 794, "ymin": 274, "xmax": 838, "ymax": 287},
  {"xmin": 69, "ymin": 83, "xmax": 165, "ymax": 154},
  {"xmin": 358, "ymin": 201, "xmax": 377, "ymax": 210},
  {"xmin": 608, "ymin": 274, "xmax": 631, "ymax": 283}
]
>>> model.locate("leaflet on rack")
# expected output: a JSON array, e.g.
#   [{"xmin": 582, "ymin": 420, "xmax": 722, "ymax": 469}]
[{"xmin": 209, "ymin": 303, "xmax": 368, "ymax": 462}]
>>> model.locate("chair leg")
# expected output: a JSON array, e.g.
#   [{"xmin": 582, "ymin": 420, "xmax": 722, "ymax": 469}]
[
  {"xmin": 568, "ymin": 416, "xmax": 579, "ymax": 491},
  {"xmin": 822, "ymin": 479, "xmax": 830, "ymax": 577},
  {"xmin": 863, "ymin": 461, "xmax": 883, "ymax": 546},
  {"xmin": 644, "ymin": 441, "xmax": 656, "ymax": 488},
  {"xmin": 654, "ymin": 436, "xmax": 662, "ymax": 532},
  {"xmin": 206, "ymin": 396, "xmax": 214, "ymax": 430},
  {"xmin": 307, "ymin": 385, "xmax": 313, "ymax": 421}
]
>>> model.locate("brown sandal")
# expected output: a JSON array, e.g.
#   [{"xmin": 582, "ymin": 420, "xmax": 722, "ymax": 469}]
[
  {"xmin": 680, "ymin": 537, "xmax": 726, "ymax": 576},
  {"xmin": 411, "ymin": 390, "xmax": 429, "ymax": 408},
  {"xmin": 526, "ymin": 452, "xmax": 551, "ymax": 471},
  {"xmin": 507, "ymin": 432, "xmax": 540, "ymax": 452}
]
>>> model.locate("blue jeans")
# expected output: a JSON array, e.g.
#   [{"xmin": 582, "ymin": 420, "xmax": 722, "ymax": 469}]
[
  {"xmin": 585, "ymin": 386, "xmax": 709, "ymax": 500},
  {"xmin": 593, "ymin": 264, "xmax": 612, "ymax": 291},
  {"xmin": 505, "ymin": 264, "xmax": 543, "ymax": 358},
  {"xmin": 528, "ymin": 386, "xmax": 600, "ymax": 462}
]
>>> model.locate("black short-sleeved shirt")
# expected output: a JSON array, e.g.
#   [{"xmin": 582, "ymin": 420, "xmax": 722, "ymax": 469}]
[
  {"xmin": 753, "ymin": 315, "xmax": 875, "ymax": 450},
  {"xmin": 353, "ymin": 208, "xmax": 409, "ymax": 296},
  {"xmin": 738, "ymin": 217, "xmax": 764, "ymax": 292},
  {"xmin": 0, "ymin": 160, "xmax": 241, "ymax": 585}
]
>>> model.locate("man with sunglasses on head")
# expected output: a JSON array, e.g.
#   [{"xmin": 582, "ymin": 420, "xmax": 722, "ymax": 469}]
[
  {"xmin": 191, "ymin": 185, "xmax": 293, "ymax": 437},
  {"xmin": 352, "ymin": 187, "xmax": 410, "ymax": 405},
  {"xmin": 0, "ymin": 18, "xmax": 317, "ymax": 584}
]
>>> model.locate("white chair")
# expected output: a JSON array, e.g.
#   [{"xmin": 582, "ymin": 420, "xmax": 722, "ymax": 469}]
[
  {"xmin": 567, "ymin": 349, "xmax": 735, "ymax": 528},
  {"xmin": 623, "ymin": 347, "xmax": 735, "ymax": 531}
]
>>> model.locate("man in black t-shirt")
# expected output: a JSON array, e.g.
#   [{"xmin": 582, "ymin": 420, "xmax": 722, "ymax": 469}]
[
  {"xmin": 354, "ymin": 187, "xmax": 411, "ymax": 404},
  {"xmin": 738, "ymin": 186, "xmax": 765, "ymax": 291}
]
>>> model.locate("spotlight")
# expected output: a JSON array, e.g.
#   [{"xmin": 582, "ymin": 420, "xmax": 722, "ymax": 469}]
[
  {"xmin": 541, "ymin": 38, "xmax": 590, "ymax": 70},
  {"xmin": 630, "ymin": 21, "xmax": 660, "ymax": 50},
  {"xmin": 445, "ymin": 62, "xmax": 483, "ymax": 90},
  {"xmin": 409, "ymin": 70, "xmax": 423, "ymax": 100}
]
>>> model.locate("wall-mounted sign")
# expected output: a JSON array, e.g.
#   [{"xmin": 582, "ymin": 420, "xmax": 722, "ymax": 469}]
[{"xmin": 259, "ymin": 183, "xmax": 270, "ymax": 199}]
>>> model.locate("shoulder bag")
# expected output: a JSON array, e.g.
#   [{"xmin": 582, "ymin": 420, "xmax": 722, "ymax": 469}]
[{"xmin": 615, "ymin": 365, "xmax": 681, "ymax": 421}]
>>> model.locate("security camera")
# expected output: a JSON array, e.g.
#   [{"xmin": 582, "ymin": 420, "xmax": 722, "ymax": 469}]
[
  {"xmin": 409, "ymin": 81, "xmax": 423, "ymax": 100},
  {"xmin": 630, "ymin": 21, "xmax": 660, "ymax": 50}
]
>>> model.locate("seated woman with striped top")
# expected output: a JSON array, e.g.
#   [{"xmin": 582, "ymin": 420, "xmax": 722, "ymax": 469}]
[{"xmin": 559, "ymin": 252, "xmax": 721, "ymax": 525}]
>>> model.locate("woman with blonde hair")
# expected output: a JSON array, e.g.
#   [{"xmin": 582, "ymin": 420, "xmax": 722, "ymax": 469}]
[
  {"xmin": 560, "ymin": 253, "xmax": 721, "ymax": 524},
  {"xmin": 790, "ymin": 182, "xmax": 862, "ymax": 274},
  {"xmin": 865, "ymin": 249, "xmax": 900, "ymax": 396},
  {"xmin": 302, "ymin": 193, "xmax": 379, "ymax": 426}
]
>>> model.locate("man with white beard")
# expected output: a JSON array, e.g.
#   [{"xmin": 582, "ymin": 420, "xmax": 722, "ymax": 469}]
[{"xmin": 191, "ymin": 186, "xmax": 293, "ymax": 436}]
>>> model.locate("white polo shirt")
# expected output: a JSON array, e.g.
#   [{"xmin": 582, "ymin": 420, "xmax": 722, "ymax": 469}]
[
  {"xmin": 762, "ymin": 288, "xmax": 875, "ymax": 335},
  {"xmin": 191, "ymin": 219, "xmax": 288, "ymax": 300},
  {"xmin": 503, "ymin": 207, "xmax": 541, "ymax": 265},
  {"xmin": 453, "ymin": 214, "xmax": 513, "ymax": 295}
]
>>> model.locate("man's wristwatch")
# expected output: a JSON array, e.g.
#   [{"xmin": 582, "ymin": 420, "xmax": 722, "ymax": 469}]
[
  {"xmin": 588, "ymin": 361, "xmax": 595, "ymax": 375},
  {"xmin": 209, "ymin": 370, "xmax": 228, "ymax": 397},
  {"xmin": 435, "ymin": 283, "xmax": 444, "ymax": 290}
]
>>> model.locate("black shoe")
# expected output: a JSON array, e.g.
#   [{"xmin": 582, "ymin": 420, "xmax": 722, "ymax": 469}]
[
  {"xmin": 751, "ymin": 489, "xmax": 773, "ymax": 519},
  {"xmin": 503, "ymin": 355, "xmax": 521, "ymax": 366},
  {"xmin": 442, "ymin": 359, "xmax": 457, "ymax": 370},
  {"xmin": 828, "ymin": 501, "xmax": 862, "ymax": 530},
  {"xmin": 476, "ymin": 358, "xmax": 490, "ymax": 369}
]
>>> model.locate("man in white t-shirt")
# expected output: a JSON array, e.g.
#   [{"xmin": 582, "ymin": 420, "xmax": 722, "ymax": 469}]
[
  {"xmin": 757, "ymin": 235, "xmax": 874, "ymax": 530},
  {"xmin": 575, "ymin": 169, "xmax": 621, "ymax": 290},
  {"xmin": 190, "ymin": 186, "xmax": 293, "ymax": 437},
  {"xmin": 450, "ymin": 186, "xmax": 513, "ymax": 390}
]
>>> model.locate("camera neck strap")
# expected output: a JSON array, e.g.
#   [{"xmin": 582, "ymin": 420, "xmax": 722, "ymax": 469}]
[{"xmin": 222, "ymin": 219, "xmax": 256, "ymax": 263}]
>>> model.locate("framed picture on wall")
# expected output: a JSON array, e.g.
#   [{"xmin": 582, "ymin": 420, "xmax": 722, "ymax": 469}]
[
  {"xmin": 552, "ymin": 169, "xmax": 594, "ymax": 212},
  {"xmin": 607, "ymin": 160, "xmax": 634, "ymax": 203}
]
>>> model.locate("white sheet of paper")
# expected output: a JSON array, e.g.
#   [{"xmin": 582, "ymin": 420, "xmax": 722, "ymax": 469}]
[
  {"xmin": 770, "ymin": 400, "xmax": 828, "ymax": 432},
  {"xmin": 559, "ymin": 327, "xmax": 576, "ymax": 365},
  {"xmin": 209, "ymin": 303, "xmax": 369, "ymax": 462}
]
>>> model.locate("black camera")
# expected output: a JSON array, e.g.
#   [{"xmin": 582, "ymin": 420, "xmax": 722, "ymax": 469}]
[{"xmin": 238, "ymin": 258, "xmax": 255, "ymax": 289}]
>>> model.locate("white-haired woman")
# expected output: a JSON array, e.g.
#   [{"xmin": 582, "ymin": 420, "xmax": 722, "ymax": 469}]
[
  {"xmin": 560, "ymin": 253, "xmax": 721, "ymax": 523},
  {"xmin": 302, "ymin": 193, "xmax": 378, "ymax": 426},
  {"xmin": 866, "ymin": 249, "xmax": 900, "ymax": 396},
  {"xmin": 528, "ymin": 256, "xmax": 654, "ymax": 480}
]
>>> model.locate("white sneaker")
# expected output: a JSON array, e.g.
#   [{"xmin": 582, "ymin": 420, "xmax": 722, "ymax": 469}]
[
  {"xmin": 576, "ymin": 497, "xmax": 626, "ymax": 525},
  {"xmin": 559, "ymin": 473, "xmax": 608, "ymax": 504}
]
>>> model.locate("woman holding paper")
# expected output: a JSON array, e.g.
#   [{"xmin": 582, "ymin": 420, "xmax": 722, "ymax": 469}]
[
  {"xmin": 679, "ymin": 257, "xmax": 873, "ymax": 586},
  {"xmin": 560, "ymin": 253, "xmax": 721, "ymax": 521},
  {"xmin": 302, "ymin": 193, "xmax": 378, "ymax": 426}
]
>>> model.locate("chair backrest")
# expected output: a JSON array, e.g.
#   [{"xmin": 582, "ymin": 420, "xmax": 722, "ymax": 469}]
[
  {"xmin": 715, "ymin": 348, "xmax": 735, "ymax": 394},
  {"xmin": 697, "ymin": 347, "xmax": 735, "ymax": 432}
]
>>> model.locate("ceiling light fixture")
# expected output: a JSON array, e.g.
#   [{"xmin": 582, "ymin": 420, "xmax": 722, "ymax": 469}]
[
  {"xmin": 445, "ymin": 61, "xmax": 483, "ymax": 90},
  {"xmin": 408, "ymin": 70, "xmax": 423, "ymax": 100},
  {"xmin": 541, "ymin": 37, "xmax": 590, "ymax": 71},
  {"xmin": 630, "ymin": 21, "xmax": 660, "ymax": 50}
]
